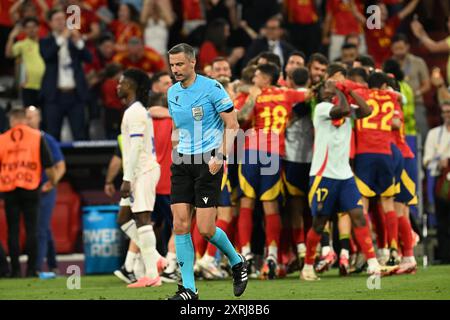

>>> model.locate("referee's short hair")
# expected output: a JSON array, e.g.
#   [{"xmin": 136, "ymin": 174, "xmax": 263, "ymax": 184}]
[{"xmin": 168, "ymin": 43, "xmax": 196, "ymax": 60}]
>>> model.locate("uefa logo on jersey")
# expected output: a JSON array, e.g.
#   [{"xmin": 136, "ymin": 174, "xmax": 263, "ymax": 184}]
[{"xmin": 192, "ymin": 106, "xmax": 204, "ymax": 121}]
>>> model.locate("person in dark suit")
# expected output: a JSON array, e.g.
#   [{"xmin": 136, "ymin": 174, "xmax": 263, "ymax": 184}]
[
  {"xmin": 39, "ymin": 8, "xmax": 92, "ymax": 141},
  {"xmin": 243, "ymin": 16, "xmax": 295, "ymax": 71}
]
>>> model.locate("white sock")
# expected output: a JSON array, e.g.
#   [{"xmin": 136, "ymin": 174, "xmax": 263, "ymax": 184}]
[
  {"xmin": 165, "ymin": 252, "xmax": 178, "ymax": 273},
  {"xmin": 268, "ymin": 246, "xmax": 278, "ymax": 260},
  {"xmin": 133, "ymin": 254, "xmax": 145, "ymax": 279},
  {"xmin": 340, "ymin": 249, "xmax": 350, "ymax": 260},
  {"xmin": 404, "ymin": 256, "xmax": 416, "ymax": 264},
  {"xmin": 124, "ymin": 251, "xmax": 137, "ymax": 272},
  {"xmin": 241, "ymin": 245, "xmax": 251, "ymax": 257},
  {"xmin": 367, "ymin": 257, "xmax": 379, "ymax": 268},
  {"xmin": 203, "ymin": 254, "xmax": 215, "ymax": 263},
  {"xmin": 303, "ymin": 264, "xmax": 314, "ymax": 271},
  {"xmin": 120, "ymin": 220, "xmax": 141, "ymax": 247},
  {"xmin": 321, "ymin": 246, "xmax": 331, "ymax": 256},
  {"xmin": 137, "ymin": 225, "xmax": 159, "ymax": 279}
]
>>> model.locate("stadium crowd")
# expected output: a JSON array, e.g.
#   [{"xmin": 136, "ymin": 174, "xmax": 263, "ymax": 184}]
[{"xmin": 0, "ymin": 0, "xmax": 449, "ymax": 283}]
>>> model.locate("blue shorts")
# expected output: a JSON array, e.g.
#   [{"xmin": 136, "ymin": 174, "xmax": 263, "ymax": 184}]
[
  {"xmin": 282, "ymin": 160, "xmax": 311, "ymax": 197},
  {"xmin": 308, "ymin": 176, "xmax": 362, "ymax": 216},
  {"xmin": 219, "ymin": 173, "xmax": 233, "ymax": 207},
  {"xmin": 391, "ymin": 144, "xmax": 405, "ymax": 194},
  {"xmin": 152, "ymin": 194, "xmax": 172, "ymax": 228},
  {"xmin": 238, "ymin": 150, "xmax": 282, "ymax": 201},
  {"xmin": 354, "ymin": 153, "xmax": 395, "ymax": 198},
  {"xmin": 396, "ymin": 157, "xmax": 418, "ymax": 205}
]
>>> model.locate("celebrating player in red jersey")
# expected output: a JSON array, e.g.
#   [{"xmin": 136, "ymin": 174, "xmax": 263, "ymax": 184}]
[
  {"xmin": 354, "ymin": 72, "xmax": 401, "ymax": 266},
  {"xmin": 237, "ymin": 63, "xmax": 310, "ymax": 279}
]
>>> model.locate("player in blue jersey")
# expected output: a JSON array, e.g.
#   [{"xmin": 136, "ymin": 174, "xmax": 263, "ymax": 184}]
[{"xmin": 167, "ymin": 43, "xmax": 248, "ymax": 300}]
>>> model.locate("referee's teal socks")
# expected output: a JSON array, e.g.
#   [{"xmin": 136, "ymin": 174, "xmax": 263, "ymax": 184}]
[
  {"xmin": 175, "ymin": 233, "xmax": 196, "ymax": 293},
  {"xmin": 209, "ymin": 227, "xmax": 242, "ymax": 267}
]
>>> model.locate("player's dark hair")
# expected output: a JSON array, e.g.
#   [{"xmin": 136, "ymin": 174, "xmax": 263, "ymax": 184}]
[
  {"xmin": 257, "ymin": 62, "xmax": 280, "ymax": 86},
  {"xmin": 348, "ymin": 67, "xmax": 368, "ymax": 83},
  {"xmin": 386, "ymin": 75, "xmax": 400, "ymax": 92},
  {"xmin": 123, "ymin": 68, "xmax": 152, "ymax": 106},
  {"xmin": 22, "ymin": 17, "xmax": 39, "ymax": 27},
  {"xmin": 290, "ymin": 67, "xmax": 309, "ymax": 87},
  {"xmin": 168, "ymin": 43, "xmax": 196, "ymax": 60},
  {"xmin": 97, "ymin": 32, "xmax": 115, "ymax": 46},
  {"xmin": 151, "ymin": 71, "xmax": 170, "ymax": 84},
  {"xmin": 391, "ymin": 33, "xmax": 409, "ymax": 45},
  {"xmin": 327, "ymin": 63, "xmax": 347, "ymax": 78},
  {"xmin": 257, "ymin": 51, "xmax": 282, "ymax": 69},
  {"xmin": 148, "ymin": 92, "xmax": 168, "ymax": 108},
  {"xmin": 368, "ymin": 72, "xmax": 389, "ymax": 89},
  {"xmin": 307, "ymin": 53, "xmax": 328, "ymax": 67},
  {"xmin": 356, "ymin": 54, "xmax": 375, "ymax": 69},
  {"xmin": 341, "ymin": 43, "xmax": 358, "ymax": 51},
  {"xmin": 288, "ymin": 50, "xmax": 306, "ymax": 61},
  {"xmin": 382, "ymin": 58, "xmax": 405, "ymax": 81}
]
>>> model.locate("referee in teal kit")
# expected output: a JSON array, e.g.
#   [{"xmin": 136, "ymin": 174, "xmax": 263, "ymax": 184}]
[{"xmin": 167, "ymin": 43, "xmax": 248, "ymax": 300}]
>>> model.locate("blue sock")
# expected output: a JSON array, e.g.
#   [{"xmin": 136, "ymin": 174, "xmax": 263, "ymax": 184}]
[
  {"xmin": 209, "ymin": 227, "xmax": 242, "ymax": 267},
  {"xmin": 175, "ymin": 233, "xmax": 196, "ymax": 292}
]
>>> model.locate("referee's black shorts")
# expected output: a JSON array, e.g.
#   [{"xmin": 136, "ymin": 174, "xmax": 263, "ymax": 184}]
[{"xmin": 170, "ymin": 151, "xmax": 223, "ymax": 208}]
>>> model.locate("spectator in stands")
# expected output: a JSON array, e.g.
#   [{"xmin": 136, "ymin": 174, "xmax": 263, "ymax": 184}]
[
  {"xmin": 113, "ymin": 37, "xmax": 166, "ymax": 75},
  {"xmin": 65, "ymin": 0, "xmax": 101, "ymax": 45},
  {"xmin": 423, "ymin": 101, "xmax": 450, "ymax": 264},
  {"xmin": 181, "ymin": 0, "xmax": 206, "ymax": 36},
  {"xmin": 391, "ymin": 33, "xmax": 431, "ymax": 143},
  {"xmin": 323, "ymin": 0, "xmax": 366, "ymax": 63},
  {"xmin": 283, "ymin": 0, "xmax": 320, "ymax": 59},
  {"xmin": 353, "ymin": 54, "xmax": 375, "ymax": 75},
  {"xmin": 410, "ymin": 16, "xmax": 450, "ymax": 85},
  {"xmin": 121, "ymin": 0, "xmax": 143, "ymax": 11},
  {"xmin": 84, "ymin": 33, "xmax": 116, "ymax": 89},
  {"xmin": 9, "ymin": 0, "xmax": 49, "ymax": 40},
  {"xmin": 198, "ymin": 18, "xmax": 245, "ymax": 71},
  {"xmin": 239, "ymin": 0, "xmax": 281, "ymax": 33},
  {"xmin": 151, "ymin": 71, "xmax": 173, "ymax": 94},
  {"xmin": 26, "ymin": 106, "xmax": 66, "ymax": 275},
  {"xmin": 244, "ymin": 16, "xmax": 294, "ymax": 69},
  {"xmin": 40, "ymin": 8, "xmax": 92, "ymax": 141},
  {"xmin": 141, "ymin": 0, "xmax": 175, "ymax": 56},
  {"xmin": 345, "ymin": 33, "xmax": 363, "ymax": 52},
  {"xmin": 0, "ymin": 108, "xmax": 56, "ymax": 278},
  {"xmin": 338, "ymin": 43, "xmax": 359, "ymax": 66},
  {"xmin": 101, "ymin": 63, "xmax": 124, "ymax": 139},
  {"xmin": 5, "ymin": 17, "xmax": 46, "ymax": 109},
  {"xmin": 107, "ymin": 3, "xmax": 142, "ymax": 53},
  {"xmin": 351, "ymin": 0, "xmax": 420, "ymax": 67},
  {"xmin": 431, "ymin": 67, "xmax": 450, "ymax": 105}
]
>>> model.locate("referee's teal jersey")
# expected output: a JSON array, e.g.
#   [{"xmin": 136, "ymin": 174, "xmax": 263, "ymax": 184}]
[{"xmin": 168, "ymin": 74, "xmax": 233, "ymax": 155}]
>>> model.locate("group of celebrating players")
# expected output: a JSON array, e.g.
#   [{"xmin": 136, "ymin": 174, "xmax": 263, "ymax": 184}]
[{"xmin": 113, "ymin": 42, "xmax": 420, "ymax": 299}]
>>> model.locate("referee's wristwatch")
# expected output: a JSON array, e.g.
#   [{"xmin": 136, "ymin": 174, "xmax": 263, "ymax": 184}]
[{"xmin": 215, "ymin": 152, "xmax": 227, "ymax": 161}]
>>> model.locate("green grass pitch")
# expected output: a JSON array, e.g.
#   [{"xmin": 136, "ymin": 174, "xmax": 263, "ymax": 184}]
[{"xmin": 1, "ymin": 265, "xmax": 449, "ymax": 300}]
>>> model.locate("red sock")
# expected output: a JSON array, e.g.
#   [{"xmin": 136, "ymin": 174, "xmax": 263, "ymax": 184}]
[
  {"xmin": 353, "ymin": 225, "xmax": 376, "ymax": 259},
  {"xmin": 279, "ymin": 226, "xmax": 291, "ymax": 264},
  {"xmin": 385, "ymin": 210, "xmax": 399, "ymax": 250},
  {"xmin": 305, "ymin": 228, "xmax": 322, "ymax": 264},
  {"xmin": 371, "ymin": 203, "xmax": 387, "ymax": 249},
  {"xmin": 238, "ymin": 207, "xmax": 253, "ymax": 250},
  {"xmin": 206, "ymin": 219, "xmax": 230, "ymax": 257},
  {"xmin": 265, "ymin": 214, "xmax": 281, "ymax": 248},
  {"xmin": 192, "ymin": 221, "xmax": 207, "ymax": 257},
  {"xmin": 292, "ymin": 227, "xmax": 305, "ymax": 245},
  {"xmin": 398, "ymin": 216, "xmax": 414, "ymax": 257}
]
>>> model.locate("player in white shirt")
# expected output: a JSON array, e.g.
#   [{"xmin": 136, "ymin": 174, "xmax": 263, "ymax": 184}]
[
  {"xmin": 301, "ymin": 80, "xmax": 382, "ymax": 281},
  {"xmin": 116, "ymin": 68, "xmax": 162, "ymax": 288}
]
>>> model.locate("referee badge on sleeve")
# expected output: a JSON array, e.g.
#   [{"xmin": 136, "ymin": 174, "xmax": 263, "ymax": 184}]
[{"xmin": 192, "ymin": 106, "xmax": 204, "ymax": 121}]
